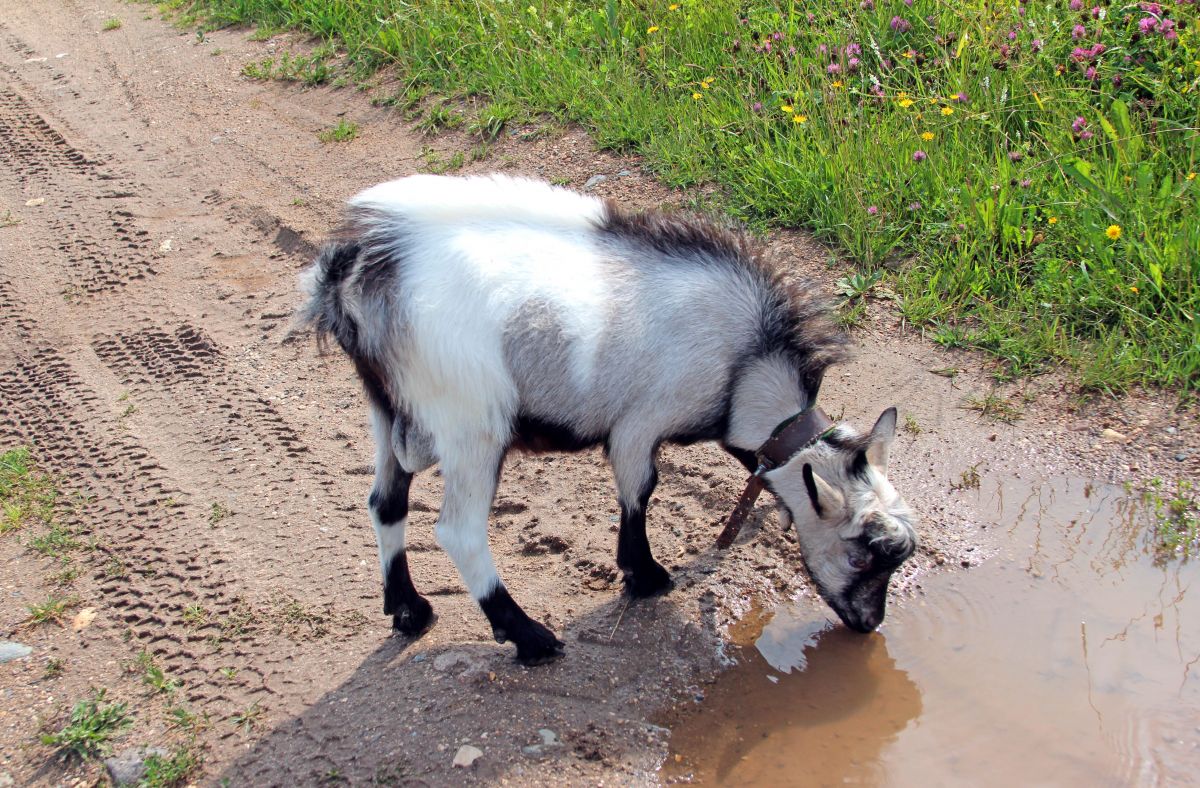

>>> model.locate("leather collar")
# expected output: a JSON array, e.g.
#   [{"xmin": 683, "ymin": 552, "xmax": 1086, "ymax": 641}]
[{"xmin": 715, "ymin": 407, "xmax": 834, "ymax": 549}]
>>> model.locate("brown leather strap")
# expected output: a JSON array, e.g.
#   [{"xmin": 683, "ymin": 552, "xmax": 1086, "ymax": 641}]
[{"xmin": 715, "ymin": 407, "xmax": 833, "ymax": 549}]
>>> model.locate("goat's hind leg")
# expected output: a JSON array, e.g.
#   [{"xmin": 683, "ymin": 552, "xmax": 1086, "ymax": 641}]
[
  {"xmin": 368, "ymin": 405, "xmax": 434, "ymax": 637},
  {"xmin": 436, "ymin": 442, "xmax": 564, "ymax": 664}
]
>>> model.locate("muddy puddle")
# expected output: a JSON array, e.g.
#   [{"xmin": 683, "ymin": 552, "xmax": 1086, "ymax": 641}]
[{"xmin": 662, "ymin": 477, "xmax": 1199, "ymax": 785}]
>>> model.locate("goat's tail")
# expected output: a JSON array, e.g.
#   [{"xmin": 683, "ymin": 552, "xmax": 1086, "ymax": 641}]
[{"xmin": 293, "ymin": 239, "xmax": 362, "ymax": 354}]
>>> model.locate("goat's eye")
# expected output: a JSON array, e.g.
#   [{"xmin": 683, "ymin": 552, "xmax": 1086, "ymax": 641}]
[{"xmin": 849, "ymin": 554, "xmax": 872, "ymax": 571}]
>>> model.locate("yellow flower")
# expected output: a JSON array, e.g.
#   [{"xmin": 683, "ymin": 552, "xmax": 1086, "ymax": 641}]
[
  {"xmin": 1048, "ymin": 216, "xmax": 1058, "ymax": 225},
  {"xmin": 929, "ymin": 97, "xmax": 939, "ymax": 104},
  {"xmin": 703, "ymin": 76, "xmax": 715, "ymax": 85},
  {"xmin": 692, "ymin": 91, "xmax": 702, "ymax": 100},
  {"xmin": 781, "ymin": 104, "xmax": 794, "ymax": 113},
  {"xmin": 1106, "ymin": 224, "xmax": 1121, "ymax": 240},
  {"xmin": 669, "ymin": 3, "xmax": 681, "ymax": 9},
  {"xmin": 647, "ymin": 25, "xmax": 660, "ymax": 34},
  {"xmin": 1188, "ymin": 172, "xmax": 1197, "ymax": 181},
  {"xmin": 898, "ymin": 98, "xmax": 915, "ymax": 108},
  {"xmin": 898, "ymin": 91, "xmax": 910, "ymax": 99},
  {"xmin": 921, "ymin": 131, "xmax": 934, "ymax": 141},
  {"xmin": 794, "ymin": 114, "xmax": 808, "ymax": 124},
  {"xmin": 831, "ymin": 80, "xmax": 844, "ymax": 88},
  {"xmin": 941, "ymin": 106, "xmax": 954, "ymax": 116},
  {"xmin": 1129, "ymin": 286, "xmax": 1139, "ymax": 293},
  {"xmin": 902, "ymin": 51, "xmax": 914, "ymax": 58}
]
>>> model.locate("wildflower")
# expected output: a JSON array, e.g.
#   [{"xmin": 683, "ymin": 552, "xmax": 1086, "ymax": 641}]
[
  {"xmin": 907, "ymin": 201, "xmax": 922, "ymax": 212},
  {"xmin": 902, "ymin": 50, "xmax": 914, "ymax": 58},
  {"xmin": 1069, "ymin": 0, "xmax": 1082, "ymax": 9},
  {"xmin": 751, "ymin": 101, "xmax": 763, "ymax": 112},
  {"xmin": 1020, "ymin": 178, "xmax": 1032, "ymax": 188},
  {"xmin": 1072, "ymin": 24, "xmax": 1087, "ymax": 39},
  {"xmin": 913, "ymin": 150, "xmax": 928, "ymax": 162},
  {"xmin": 1080, "ymin": 130, "xmax": 1094, "ymax": 141},
  {"xmin": 1085, "ymin": 66, "xmax": 1098, "ymax": 81},
  {"xmin": 941, "ymin": 106, "xmax": 954, "ymax": 116},
  {"xmin": 890, "ymin": 16, "xmax": 912, "ymax": 33},
  {"xmin": 952, "ymin": 91, "xmax": 969, "ymax": 103},
  {"xmin": 781, "ymin": 104, "xmax": 794, "ymax": 113},
  {"xmin": 867, "ymin": 205, "xmax": 879, "ymax": 215},
  {"xmin": 921, "ymin": 131, "xmax": 935, "ymax": 141},
  {"xmin": 898, "ymin": 98, "xmax": 915, "ymax": 108},
  {"xmin": 845, "ymin": 43, "xmax": 862, "ymax": 57},
  {"xmin": 1188, "ymin": 172, "xmax": 1197, "ymax": 181},
  {"xmin": 1009, "ymin": 150, "xmax": 1023, "ymax": 161},
  {"xmin": 794, "ymin": 113, "xmax": 808, "ymax": 124},
  {"xmin": 861, "ymin": 0, "xmax": 875, "ymax": 9},
  {"xmin": 848, "ymin": 57, "xmax": 861, "ymax": 70},
  {"xmin": 1031, "ymin": 38, "xmax": 1043, "ymax": 52},
  {"xmin": 1129, "ymin": 286, "xmax": 1139, "ymax": 293},
  {"xmin": 692, "ymin": 91, "xmax": 702, "ymax": 100},
  {"xmin": 669, "ymin": 3, "xmax": 680, "ymax": 9},
  {"xmin": 1048, "ymin": 216, "xmax": 1058, "ymax": 224},
  {"xmin": 831, "ymin": 80, "xmax": 845, "ymax": 88},
  {"xmin": 1106, "ymin": 224, "xmax": 1121, "ymax": 240},
  {"xmin": 827, "ymin": 63, "xmax": 841, "ymax": 74},
  {"xmin": 647, "ymin": 25, "xmax": 660, "ymax": 34}
]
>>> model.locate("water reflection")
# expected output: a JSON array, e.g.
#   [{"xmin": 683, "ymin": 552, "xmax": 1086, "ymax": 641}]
[{"xmin": 662, "ymin": 615, "xmax": 922, "ymax": 785}]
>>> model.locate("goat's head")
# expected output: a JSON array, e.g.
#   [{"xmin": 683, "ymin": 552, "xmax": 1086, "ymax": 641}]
[{"xmin": 761, "ymin": 407, "xmax": 916, "ymax": 633}]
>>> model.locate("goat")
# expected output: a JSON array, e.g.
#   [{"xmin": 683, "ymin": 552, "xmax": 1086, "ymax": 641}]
[{"xmin": 299, "ymin": 174, "xmax": 917, "ymax": 664}]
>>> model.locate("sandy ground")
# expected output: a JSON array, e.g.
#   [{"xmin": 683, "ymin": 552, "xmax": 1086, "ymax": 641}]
[{"xmin": 0, "ymin": 2, "xmax": 1196, "ymax": 785}]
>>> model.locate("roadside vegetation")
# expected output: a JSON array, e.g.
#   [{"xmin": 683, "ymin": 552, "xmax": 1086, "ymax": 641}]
[
  {"xmin": 171, "ymin": 0, "xmax": 1197, "ymax": 391},
  {"xmin": 1, "ymin": 447, "xmax": 58, "ymax": 533}
]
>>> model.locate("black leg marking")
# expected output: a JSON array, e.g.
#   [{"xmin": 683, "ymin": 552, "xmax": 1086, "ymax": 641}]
[
  {"xmin": 384, "ymin": 552, "xmax": 435, "ymax": 637},
  {"xmin": 616, "ymin": 466, "xmax": 672, "ymax": 598},
  {"xmin": 369, "ymin": 471, "xmax": 412, "ymax": 526},
  {"xmin": 479, "ymin": 585, "xmax": 564, "ymax": 665}
]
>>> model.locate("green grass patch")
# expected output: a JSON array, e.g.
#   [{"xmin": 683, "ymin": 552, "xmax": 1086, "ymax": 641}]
[
  {"xmin": 317, "ymin": 119, "xmax": 359, "ymax": 143},
  {"xmin": 1141, "ymin": 477, "xmax": 1198, "ymax": 559},
  {"xmin": 179, "ymin": 0, "xmax": 1199, "ymax": 390},
  {"xmin": 1, "ymin": 447, "xmax": 58, "ymax": 534},
  {"xmin": 26, "ymin": 594, "xmax": 79, "ymax": 627},
  {"xmin": 102, "ymin": 17, "xmax": 123, "ymax": 31},
  {"xmin": 41, "ymin": 689, "xmax": 131, "ymax": 760},
  {"xmin": 141, "ymin": 745, "xmax": 202, "ymax": 787}
]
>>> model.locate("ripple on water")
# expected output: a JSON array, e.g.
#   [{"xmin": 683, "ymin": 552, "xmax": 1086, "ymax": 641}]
[{"xmin": 662, "ymin": 476, "xmax": 1200, "ymax": 786}]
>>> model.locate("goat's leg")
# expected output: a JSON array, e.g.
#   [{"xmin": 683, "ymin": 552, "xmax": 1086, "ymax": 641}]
[
  {"xmin": 368, "ymin": 405, "xmax": 434, "ymax": 637},
  {"xmin": 610, "ymin": 435, "xmax": 671, "ymax": 598},
  {"xmin": 436, "ymin": 442, "xmax": 564, "ymax": 664}
]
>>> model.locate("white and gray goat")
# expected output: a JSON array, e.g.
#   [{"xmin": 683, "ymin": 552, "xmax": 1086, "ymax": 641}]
[{"xmin": 299, "ymin": 174, "xmax": 916, "ymax": 664}]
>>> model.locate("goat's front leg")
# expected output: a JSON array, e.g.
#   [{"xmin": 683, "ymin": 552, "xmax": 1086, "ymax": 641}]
[
  {"xmin": 436, "ymin": 441, "xmax": 564, "ymax": 664},
  {"xmin": 368, "ymin": 405, "xmax": 434, "ymax": 637},
  {"xmin": 609, "ymin": 434, "xmax": 671, "ymax": 598}
]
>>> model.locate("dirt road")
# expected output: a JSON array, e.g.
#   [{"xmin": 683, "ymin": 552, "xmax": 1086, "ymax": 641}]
[{"xmin": 1, "ymin": 2, "xmax": 1195, "ymax": 785}]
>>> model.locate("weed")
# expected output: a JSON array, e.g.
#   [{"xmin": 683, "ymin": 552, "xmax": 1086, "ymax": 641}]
[
  {"xmin": 549, "ymin": 176, "xmax": 571, "ymax": 187},
  {"xmin": 1, "ymin": 210, "xmax": 20, "ymax": 227},
  {"xmin": 1142, "ymin": 478, "xmax": 1199, "ymax": 558},
  {"xmin": 421, "ymin": 148, "xmax": 465, "ymax": 174},
  {"xmin": 902, "ymin": 414, "xmax": 922, "ymax": 436},
  {"xmin": 930, "ymin": 367, "xmax": 960, "ymax": 379},
  {"xmin": 835, "ymin": 299, "xmax": 868, "ymax": 329},
  {"xmin": 291, "ymin": 198, "xmax": 308, "ymax": 206},
  {"xmin": 136, "ymin": 651, "xmax": 180, "ymax": 696},
  {"xmin": 29, "ymin": 523, "xmax": 81, "ymax": 558},
  {"xmin": 951, "ymin": 464, "xmax": 983, "ymax": 491},
  {"xmin": 468, "ymin": 101, "xmax": 517, "ymax": 141},
  {"xmin": 963, "ymin": 392, "xmax": 1024, "ymax": 424},
  {"xmin": 208, "ymin": 502, "xmax": 231, "ymax": 526},
  {"xmin": 218, "ymin": 667, "xmax": 238, "ymax": 681},
  {"xmin": 40, "ymin": 689, "xmax": 130, "ymax": 760},
  {"xmin": 48, "ymin": 561, "xmax": 81, "ymax": 587},
  {"xmin": 1, "ymin": 447, "xmax": 58, "ymax": 534},
  {"xmin": 317, "ymin": 120, "xmax": 359, "ymax": 143},
  {"xmin": 271, "ymin": 592, "xmax": 330, "ymax": 639},
  {"xmin": 219, "ymin": 599, "xmax": 257, "ymax": 639},
  {"xmin": 165, "ymin": 704, "xmax": 201, "ymax": 731},
  {"xmin": 231, "ymin": 702, "xmax": 263, "ymax": 731},
  {"xmin": 182, "ymin": 604, "xmax": 208, "ymax": 627},
  {"xmin": 415, "ymin": 103, "xmax": 463, "ymax": 135},
  {"xmin": 102, "ymin": 18, "xmax": 122, "ymax": 31},
  {"xmin": 26, "ymin": 595, "xmax": 78, "ymax": 626},
  {"xmin": 931, "ymin": 323, "xmax": 974, "ymax": 351},
  {"xmin": 44, "ymin": 658, "xmax": 64, "ymax": 679},
  {"xmin": 104, "ymin": 556, "xmax": 129, "ymax": 578},
  {"xmin": 835, "ymin": 270, "xmax": 883, "ymax": 302},
  {"xmin": 120, "ymin": 403, "xmax": 137, "ymax": 419},
  {"xmin": 468, "ymin": 143, "xmax": 491, "ymax": 163},
  {"xmin": 141, "ymin": 745, "xmax": 201, "ymax": 787},
  {"xmin": 211, "ymin": 47, "xmax": 224, "ymax": 56}
]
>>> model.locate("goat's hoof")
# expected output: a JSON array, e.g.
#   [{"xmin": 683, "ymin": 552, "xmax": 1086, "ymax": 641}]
[
  {"xmin": 513, "ymin": 621, "xmax": 566, "ymax": 665},
  {"xmin": 391, "ymin": 596, "xmax": 435, "ymax": 638},
  {"xmin": 623, "ymin": 563, "xmax": 673, "ymax": 598}
]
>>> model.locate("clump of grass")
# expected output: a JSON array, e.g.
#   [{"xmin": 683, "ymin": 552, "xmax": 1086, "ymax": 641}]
[
  {"xmin": 270, "ymin": 592, "xmax": 330, "ymax": 639},
  {"xmin": 241, "ymin": 49, "xmax": 333, "ymax": 85},
  {"xmin": 1, "ymin": 447, "xmax": 58, "ymax": 534},
  {"xmin": 26, "ymin": 595, "xmax": 79, "ymax": 626},
  {"xmin": 951, "ymin": 463, "xmax": 982, "ymax": 491},
  {"xmin": 231, "ymin": 702, "xmax": 263, "ymax": 731},
  {"xmin": 421, "ymin": 147, "xmax": 465, "ymax": 174},
  {"xmin": 317, "ymin": 119, "xmax": 359, "ymax": 143},
  {"xmin": 208, "ymin": 502, "xmax": 231, "ymax": 526},
  {"xmin": 44, "ymin": 657, "xmax": 65, "ymax": 679},
  {"xmin": 40, "ymin": 689, "xmax": 130, "ymax": 760},
  {"xmin": 963, "ymin": 391, "xmax": 1023, "ymax": 424},
  {"xmin": 101, "ymin": 18, "xmax": 122, "ymax": 31},
  {"xmin": 136, "ymin": 651, "xmax": 180, "ymax": 696},
  {"xmin": 414, "ymin": 101, "xmax": 464, "ymax": 135},
  {"xmin": 28, "ymin": 523, "xmax": 81, "ymax": 558},
  {"xmin": 179, "ymin": 0, "xmax": 1200, "ymax": 390},
  {"xmin": 1, "ymin": 209, "xmax": 20, "ymax": 227},
  {"xmin": 1142, "ymin": 478, "xmax": 1198, "ymax": 559},
  {"xmin": 141, "ymin": 745, "xmax": 202, "ymax": 787},
  {"xmin": 182, "ymin": 603, "xmax": 208, "ymax": 627},
  {"xmin": 902, "ymin": 414, "xmax": 922, "ymax": 435}
]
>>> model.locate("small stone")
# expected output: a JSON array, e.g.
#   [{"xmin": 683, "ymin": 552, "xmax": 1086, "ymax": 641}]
[
  {"xmin": 616, "ymin": 170, "xmax": 633, "ymax": 177},
  {"xmin": 1165, "ymin": 426, "xmax": 1177, "ymax": 435},
  {"xmin": 433, "ymin": 650, "xmax": 474, "ymax": 672},
  {"xmin": 159, "ymin": 238, "xmax": 174, "ymax": 252},
  {"xmin": 1176, "ymin": 453, "xmax": 1188, "ymax": 462},
  {"xmin": 452, "ymin": 744, "xmax": 483, "ymax": 768},
  {"xmin": 584, "ymin": 174, "xmax": 607, "ymax": 190},
  {"xmin": 105, "ymin": 747, "xmax": 168, "ymax": 786},
  {"xmin": 1100, "ymin": 428, "xmax": 1128, "ymax": 443},
  {"xmin": 538, "ymin": 728, "xmax": 558, "ymax": 745},
  {"xmin": 0, "ymin": 771, "xmax": 13, "ymax": 787},
  {"xmin": 0, "ymin": 642, "xmax": 32, "ymax": 663},
  {"xmin": 24, "ymin": 197, "xmax": 44, "ymax": 207},
  {"xmin": 412, "ymin": 653, "xmax": 426, "ymax": 663},
  {"xmin": 522, "ymin": 744, "xmax": 543, "ymax": 756}
]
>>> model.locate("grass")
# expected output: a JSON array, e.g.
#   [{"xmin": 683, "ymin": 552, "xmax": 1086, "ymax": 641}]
[
  {"xmin": 44, "ymin": 657, "xmax": 65, "ymax": 679},
  {"xmin": 102, "ymin": 18, "xmax": 123, "ymax": 31},
  {"xmin": 175, "ymin": 0, "xmax": 1199, "ymax": 391},
  {"xmin": 41, "ymin": 689, "xmax": 131, "ymax": 760},
  {"xmin": 26, "ymin": 595, "xmax": 79, "ymax": 627},
  {"xmin": 207, "ymin": 501, "xmax": 231, "ymax": 526},
  {"xmin": 317, "ymin": 119, "xmax": 359, "ymax": 143},
  {"xmin": 963, "ymin": 390, "xmax": 1024, "ymax": 423},
  {"xmin": 1142, "ymin": 477, "xmax": 1198, "ymax": 558},
  {"xmin": 231, "ymin": 702, "xmax": 263, "ymax": 731},
  {"xmin": 136, "ymin": 650, "xmax": 181, "ymax": 696},
  {"xmin": 141, "ymin": 745, "xmax": 202, "ymax": 787},
  {"xmin": 28, "ymin": 523, "xmax": 81, "ymax": 558},
  {"xmin": 1, "ymin": 447, "xmax": 58, "ymax": 534}
]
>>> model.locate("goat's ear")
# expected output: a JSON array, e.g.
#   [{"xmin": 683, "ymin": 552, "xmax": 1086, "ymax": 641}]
[
  {"xmin": 764, "ymin": 459, "xmax": 844, "ymax": 521},
  {"xmin": 866, "ymin": 407, "xmax": 898, "ymax": 474}
]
